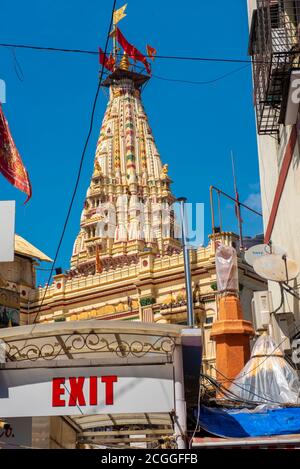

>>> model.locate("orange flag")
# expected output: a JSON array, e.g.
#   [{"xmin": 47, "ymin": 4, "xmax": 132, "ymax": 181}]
[
  {"xmin": 95, "ymin": 244, "xmax": 103, "ymax": 274},
  {"xmin": 106, "ymin": 53, "xmax": 116, "ymax": 71},
  {"xmin": 99, "ymin": 48, "xmax": 115, "ymax": 72},
  {"xmin": 146, "ymin": 44, "xmax": 157, "ymax": 61},
  {"xmin": 0, "ymin": 104, "xmax": 31, "ymax": 203}
]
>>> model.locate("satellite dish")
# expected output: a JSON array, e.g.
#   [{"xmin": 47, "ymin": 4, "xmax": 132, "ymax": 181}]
[
  {"xmin": 244, "ymin": 243, "xmax": 286, "ymax": 267},
  {"xmin": 253, "ymin": 254, "xmax": 299, "ymax": 282}
]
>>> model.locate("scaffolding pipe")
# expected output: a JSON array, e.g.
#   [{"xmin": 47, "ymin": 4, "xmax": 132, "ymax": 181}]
[
  {"xmin": 178, "ymin": 197, "xmax": 194, "ymax": 328},
  {"xmin": 209, "ymin": 185, "xmax": 263, "ymax": 248}
]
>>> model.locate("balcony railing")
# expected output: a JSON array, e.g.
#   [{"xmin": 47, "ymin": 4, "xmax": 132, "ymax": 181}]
[{"xmin": 249, "ymin": 0, "xmax": 300, "ymax": 135}]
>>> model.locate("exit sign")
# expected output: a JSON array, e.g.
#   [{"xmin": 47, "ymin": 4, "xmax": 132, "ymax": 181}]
[{"xmin": 0, "ymin": 365, "xmax": 174, "ymax": 417}]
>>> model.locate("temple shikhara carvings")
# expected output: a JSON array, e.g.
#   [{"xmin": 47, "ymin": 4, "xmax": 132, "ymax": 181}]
[{"xmin": 71, "ymin": 58, "xmax": 180, "ymax": 276}]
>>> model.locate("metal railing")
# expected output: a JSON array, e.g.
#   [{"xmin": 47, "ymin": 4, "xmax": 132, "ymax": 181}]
[{"xmin": 250, "ymin": 0, "xmax": 300, "ymax": 135}]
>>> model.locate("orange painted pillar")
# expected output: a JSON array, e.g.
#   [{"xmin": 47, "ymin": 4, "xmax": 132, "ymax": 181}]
[{"xmin": 210, "ymin": 295, "xmax": 255, "ymax": 389}]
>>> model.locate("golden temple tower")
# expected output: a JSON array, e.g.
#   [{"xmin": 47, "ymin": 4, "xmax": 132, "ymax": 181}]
[{"xmin": 71, "ymin": 61, "xmax": 181, "ymax": 275}]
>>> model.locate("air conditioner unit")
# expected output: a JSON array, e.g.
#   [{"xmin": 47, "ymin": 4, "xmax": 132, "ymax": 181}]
[{"xmin": 251, "ymin": 291, "xmax": 273, "ymax": 331}]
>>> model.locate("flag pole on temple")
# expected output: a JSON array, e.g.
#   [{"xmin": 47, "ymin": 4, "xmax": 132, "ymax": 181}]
[
  {"xmin": 231, "ymin": 150, "xmax": 243, "ymax": 249},
  {"xmin": 112, "ymin": 3, "xmax": 127, "ymax": 66}
]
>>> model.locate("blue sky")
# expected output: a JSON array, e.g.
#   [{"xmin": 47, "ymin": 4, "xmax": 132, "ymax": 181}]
[{"xmin": 0, "ymin": 0, "xmax": 262, "ymax": 284}]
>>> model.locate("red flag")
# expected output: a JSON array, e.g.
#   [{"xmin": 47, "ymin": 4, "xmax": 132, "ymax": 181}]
[
  {"xmin": 106, "ymin": 53, "xmax": 115, "ymax": 71},
  {"xmin": 99, "ymin": 48, "xmax": 115, "ymax": 72},
  {"xmin": 0, "ymin": 104, "xmax": 31, "ymax": 203},
  {"xmin": 115, "ymin": 28, "xmax": 151, "ymax": 75},
  {"xmin": 146, "ymin": 44, "xmax": 157, "ymax": 61}
]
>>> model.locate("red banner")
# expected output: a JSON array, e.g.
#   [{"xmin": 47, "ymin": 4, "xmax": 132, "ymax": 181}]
[
  {"xmin": 0, "ymin": 104, "xmax": 31, "ymax": 203},
  {"xmin": 146, "ymin": 44, "xmax": 157, "ymax": 61},
  {"xmin": 116, "ymin": 28, "xmax": 151, "ymax": 75},
  {"xmin": 99, "ymin": 48, "xmax": 115, "ymax": 72}
]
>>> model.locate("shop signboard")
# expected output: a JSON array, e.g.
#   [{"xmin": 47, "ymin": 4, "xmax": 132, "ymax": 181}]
[{"xmin": 0, "ymin": 364, "xmax": 174, "ymax": 417}]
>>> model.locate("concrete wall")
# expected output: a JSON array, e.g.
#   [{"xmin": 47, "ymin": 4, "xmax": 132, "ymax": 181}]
[
  {"xmin": 32, "ymin": 417, "xmax": 77, "ymax": 449},
  {"xmin": 254, "ymin": 127, "xmax": 300, "ymax": 347},
  {"xmin": 50, "ymin": 417, "xmax": 78, "ymax": 449},
  {"xmin": 0, "ymin": 255, "xmax": 35, "ymax": 287},
  {"xmin": 247, "ymin": 0, "xmax": 300, "ymax": 347},
  {"xmin": 247, "ymin": 0, "xmax": 257, "ymax": 21}
]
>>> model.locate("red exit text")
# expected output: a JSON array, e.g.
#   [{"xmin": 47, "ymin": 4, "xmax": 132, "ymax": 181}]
[{"xmin": 52, "ymin": 376, "xmax": 118, "ymax": 407}]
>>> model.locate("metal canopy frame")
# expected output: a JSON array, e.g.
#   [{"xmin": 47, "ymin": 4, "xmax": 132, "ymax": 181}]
[
  {"xmin": 73, "ymin": 412, "xmax": 174, "ymax": 448},
  {"xmin": 0, "ymin": 320, "xmax": 182, "ymax": 363},
  {"xmin": 0, "ymin": 320, "xmax": 186, "ymax": 448}
]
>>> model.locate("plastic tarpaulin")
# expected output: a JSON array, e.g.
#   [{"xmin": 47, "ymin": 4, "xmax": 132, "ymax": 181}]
[
  {"xmin": 230, "ymin": 334, "xmax": 300, "ymax": 404},
  {"xmin": 198, "ymin": 404, "xmax": 300, "ymax": 438},
  {"xmin": 215, "ymin": 244, "xmax": 238, "ymax": 293}
]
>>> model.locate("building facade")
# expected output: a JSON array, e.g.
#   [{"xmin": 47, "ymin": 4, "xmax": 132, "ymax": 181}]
[
  {"xmin": 0, "ymin": 234, "xmax": 51, "ymax": 328},
  {"xmin": 30, "ymin": 56, "xmax": 266, "ymax": 373},
  {"xmin": 247, "ymin": 0, "xmax": 300, "ymax": 350}
]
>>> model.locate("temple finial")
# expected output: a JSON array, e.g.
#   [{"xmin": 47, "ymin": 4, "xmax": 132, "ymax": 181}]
[{"xmin": 120, "ymin": 52, "xmax": 130, "ymax": 71}]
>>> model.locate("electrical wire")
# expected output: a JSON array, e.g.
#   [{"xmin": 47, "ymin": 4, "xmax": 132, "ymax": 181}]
[
  {"xmin": 228, "ymin": 315, "xmax": 300, "ymax": 382},
  {"xmin": 0, "ymin": 41, "xmax": 252, "ymax": 87},
  {"xmin": 30, "ymin": 0, "xmax": 117, "ymax": 325},
  {"xmin": 0, "ymin": 42, "xmax": 265, "ymax": 64},
  {"xmin": 189, "ymin": 376, "xmax": 201, "ymax": 449},
  {"xmin": 211, "ymin": 365, "xmax": 287, "ymax": 405},
  {"xmin": 62, "ymin": 383, "xmax": 84, "ymax": 416},
  {"xmin": 152, "ymin": 64, "xmax": 250, "ymax": 86},
  {"xmin": 189, "ymin": 372, "xmax": 273, "ymax": 447},
  {"xmin": 201, "ymin": 373, "xmax": 274, "ymax": 406},
  {"xmin": 9, "ymin": 47, "xmax": 24, "ymax": 82},
  {"xmin": 0, "ymin": 43, "xmax": 97, "ymax": 56},
  {"xmin": 271, "ymin": 283, "xmax": 285, "ymax": 316},
  {"xmin": 219, "ymin": 369, "xmax": 284, "ymax": 404},
  {"xmin": 35, "ymin": 267, "xmax": 54, "ymax": 271},
  {"xmin": 149, "ymin": 54, "xmax": 254, "ymax": 64}
]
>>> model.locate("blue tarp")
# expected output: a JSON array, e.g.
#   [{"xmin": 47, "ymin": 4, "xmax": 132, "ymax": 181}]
[{"xmin": 198, "ymin": 405, "xmax": 300, "ymax": 438}]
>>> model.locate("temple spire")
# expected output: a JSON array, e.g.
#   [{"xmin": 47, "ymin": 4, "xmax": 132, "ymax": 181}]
[{"xmin": 71, "ymin": 27, "xmax": 179, "ymax": 275}]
